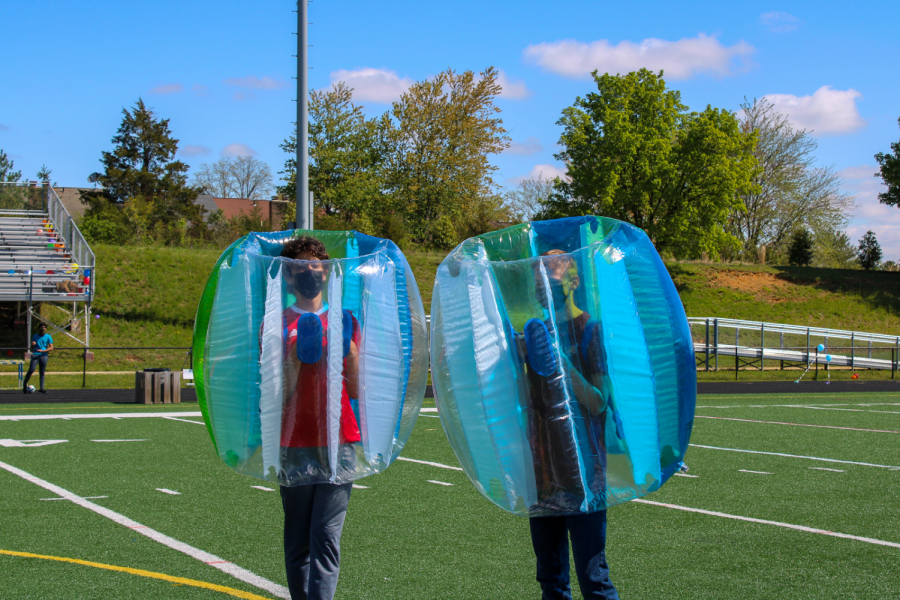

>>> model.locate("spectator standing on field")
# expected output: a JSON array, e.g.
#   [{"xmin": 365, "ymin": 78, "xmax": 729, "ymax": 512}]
[{"xmin": 24, "ymin": 324, "xmax": 53, "ymax": 393}]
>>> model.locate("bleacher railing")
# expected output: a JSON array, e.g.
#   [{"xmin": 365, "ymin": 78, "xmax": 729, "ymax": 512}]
[
  {"xmin": 47, "ymin": 185, "xmax": 95, "ymax": 276},
  {"xmin": 689, "ymin": 317, "xmax": 900, "ymax": 375}
]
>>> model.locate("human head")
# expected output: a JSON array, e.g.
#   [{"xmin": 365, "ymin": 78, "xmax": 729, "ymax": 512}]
[
  {"xmin": 534, "ymin": 249, "xmax": 580, "ymax": 310},
  {"xmin": 281, "ymin": 236, "xmax": 329, "ymax": 300},
  {"xmin": 38, "ymin": 324, "xmax": 47, "ymax": 334}
]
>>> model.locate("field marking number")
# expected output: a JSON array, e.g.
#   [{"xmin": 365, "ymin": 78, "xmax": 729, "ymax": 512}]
[{"xmin": 0, "ymin": 439, "xmax": 67, "ymax": 447}]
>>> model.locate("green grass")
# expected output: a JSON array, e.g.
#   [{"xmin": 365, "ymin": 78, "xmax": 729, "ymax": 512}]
[
  {"xmin": 671, "ymin": 262, "xmax": 900, "ymax": 333},
  {"xmin": 1, "ymin": 393, "xmax": 898, "ymax": 599}
]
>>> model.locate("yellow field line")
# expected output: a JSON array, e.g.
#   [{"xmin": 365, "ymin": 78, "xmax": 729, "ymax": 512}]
[{"xmin": 0, "ymin": 549, "xmax": 274, "ymax": 600}]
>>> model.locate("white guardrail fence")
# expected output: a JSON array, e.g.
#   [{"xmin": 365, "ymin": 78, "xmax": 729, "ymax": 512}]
[
  {"xmin": 424, "ymin": 315, "xmax": 900, "ymax": 376},
  {"xmin": 688, "ymin": 317, "xmax": 900, "ymax": 375}
]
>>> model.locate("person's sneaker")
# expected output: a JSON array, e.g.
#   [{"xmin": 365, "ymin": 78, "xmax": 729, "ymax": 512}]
[
  {"xmin": 22, "ymin": 385, "xmax": 27, "ymax": 394},
  {"xmin": 38, "ymin": 389, "xmax": 48, "ymax": 394}
]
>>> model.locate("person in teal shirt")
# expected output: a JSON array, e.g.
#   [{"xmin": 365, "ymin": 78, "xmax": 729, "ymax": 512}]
[{"xmin": 24, "ymin": 324, "xmax": 53, "ymax": 393}]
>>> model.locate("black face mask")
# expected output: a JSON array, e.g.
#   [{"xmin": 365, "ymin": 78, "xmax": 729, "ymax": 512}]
[
  {"xmin": 293, "ymin": 270, "xmax": 325, "ymax": 299},
  {"xmin": 536, "ymin": 277, "xmax": 568, "ymax": 310}
]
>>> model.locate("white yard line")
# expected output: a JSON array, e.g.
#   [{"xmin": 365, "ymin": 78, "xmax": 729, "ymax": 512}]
[
  {"xmin": 41, "ymin": 495, "xmax": 107, "ymax": 501},
  {"xmin": 674, "ymin": 473, "xmax": 699, "ymax": 478},
  {"xmin": 0, "ymin": 460, "xmax": 290, "ymax": 599},
  {"xmin": 352, "ymin": 484, "xmax": 369, "ymax": 489},
  {"xmin": 738, "ymin": 469, "xmax": 773, "ymax": 475},
  {"xmin": 690, "ymin": 444, "xmax": 900, "ymax": 470},
  {"xmin": 810, "ymin": 467, "xmax": 845, "ymax": 473},
  {"xmin": 251, "ymin": 486, "xmax": 276, "ymax": 492},
  {"xmin": 633, "ymin": 499, "xmax": 900, "ymax": 550},
  {"xmin": 395, "ymin": 456, "xmax": 463, "ymax": 471},
  {"xmin": 420, "ymin": 408, "xmax": 438, "ymax": 413},
  {"xmin": 156, "ymin": 488, "xmax": 181, "ymax": 495},
  {"xmin": 0, "ymin": 412, "xmax": 202, "ymax": 421},
  {"xmin": 800, "ymin": 406, "xmax": 900, "ymax": 415},
  {"xmin": 90, "ymin": 439, "xmax": 149, "ymax": 443},
  {"xmin": 695, "ymin": 415, "xmax": 899, "ymax": 434},
  {"xmin": 696, "ymin": 403, "xmax": 900, "ymax": 409},
  {"xmin": 163, "ymin": 416, "xmax": 205, "ymax": 425},
  {"xmin": 427, "ymin": 480, "xmax": 453, "ymax": 486},
  {"xmin": 418, "ymin": 415, "xmax": 441, "ymax": 419}
]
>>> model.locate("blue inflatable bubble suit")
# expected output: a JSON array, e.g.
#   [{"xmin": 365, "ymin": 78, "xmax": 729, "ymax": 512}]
[
  {"xmin": 430, "ymin": 217, "xmax": 696, "ymax": 517},
  {"xmin": 193, "ymin": 230, "xmax": 429, "ymax": 485}
]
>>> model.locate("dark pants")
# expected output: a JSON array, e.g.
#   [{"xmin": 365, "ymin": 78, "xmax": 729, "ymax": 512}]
[
  {"xmin": 280, "ymin": 482, "xmax": 353, "ymax": 600},
  {"xmin": 24, "ymin": 355, "xmax": 48, "ymax": 390},
  {"xmin": 529, "ymin": 509, "xmax": 619, "ymax": 600}
]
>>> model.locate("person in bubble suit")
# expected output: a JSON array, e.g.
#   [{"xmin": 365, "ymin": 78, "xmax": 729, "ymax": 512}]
[
  {"xmin": 277, "ymin": 236, "xmax": 361, "ymax": 600},
  {"xmin": 523, "ymin": 249, "xmax": 621, "ymax": 600}
]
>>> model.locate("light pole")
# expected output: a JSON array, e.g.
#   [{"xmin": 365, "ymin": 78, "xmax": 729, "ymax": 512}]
[{"xmin": 296, "ymin": 0, "xmax": 310, "ymax": 229}]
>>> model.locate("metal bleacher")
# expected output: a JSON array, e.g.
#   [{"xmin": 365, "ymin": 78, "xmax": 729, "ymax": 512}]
[{"xmin": 0, "ymin": 182, "xmax": 95, "ymax": 345}]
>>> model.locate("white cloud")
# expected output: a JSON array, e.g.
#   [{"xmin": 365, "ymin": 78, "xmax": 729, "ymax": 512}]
[
  {"xmin": 497, "ymin": 70, "xmax": 531, "ymax": 100},
  {"xmin": 760, "ymin": 12, "xmax": 799, "ymax": 33},
  {"xmin": 329, "ymin": 68, "xmax": 413, "ymax": 103},
  {"xmin": 222, "ymin": 143, "xmax": 256, "ymax": 157},
  {"xmin": 523, "ymin": 33, "xmax": 755, "ymax": 80},
  {"xmin": 179, "ymin": 145, "xmax": 211, "ymax": 157},
  {"xmin": 504, "ymin": 137, "xmax": 543, "ymax": 156},
  {"xmin": 763, "ymin": 86, "xmax": 865, "ymax": 135},
  {"xmin": 841, "ymin": 165, "xmax": 900, "ymax": 258},
  {"xmin": 149, "ymin": 83, "xmax": 183, "ymax": 95},
  {"xmin": 507, "ymin": 163, "xmax": 569, "ymax": 185},
  {"xmin": 224, "ymin": 76, "xmax": 288, "ymax": 90},
  {"xmin": 192, "ymin": 84, "xmax": 209, "ymax": 96}
]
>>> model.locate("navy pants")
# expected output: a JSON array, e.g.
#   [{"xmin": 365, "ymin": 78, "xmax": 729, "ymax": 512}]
[
  {"xmin": 529, "ymin": 509, "xmax": 619, "ymax": 600},
  {"xmin": 280, "ymin": 482, "xmax": 352, "ymax": 600},
  {"xmin": 24, "ymin": 355, "xmax": 48, "ymax": 390}
]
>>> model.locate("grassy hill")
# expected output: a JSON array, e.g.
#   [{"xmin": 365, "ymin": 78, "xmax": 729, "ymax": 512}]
[{"xmin": 11, "ymin": 245, "xmax": 900, "ymax": 350}]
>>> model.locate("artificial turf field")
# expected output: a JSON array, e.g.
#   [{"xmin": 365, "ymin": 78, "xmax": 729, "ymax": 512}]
[{"xmin": 0, "ymin": 393, "xmax": 898, "ymax": 600}]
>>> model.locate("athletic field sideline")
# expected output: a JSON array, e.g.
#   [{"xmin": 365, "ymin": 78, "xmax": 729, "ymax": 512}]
[{"xmin": 1, "ymin": 393, "xmax": 898, "ymax": 599}]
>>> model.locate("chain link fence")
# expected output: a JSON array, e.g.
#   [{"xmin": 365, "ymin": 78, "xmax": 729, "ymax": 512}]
[{"xmin": 0, "ymin": 347, "xmax": 191, "ymax": 390}]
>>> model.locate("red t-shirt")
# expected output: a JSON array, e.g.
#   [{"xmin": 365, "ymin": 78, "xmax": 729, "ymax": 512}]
[{"xmin": 280, "ymin": 305, "xmax": 362, "ymax": 448}]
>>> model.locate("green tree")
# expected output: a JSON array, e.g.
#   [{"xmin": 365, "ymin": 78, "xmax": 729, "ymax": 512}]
[
  {"xmin": 280, "ymin": 82, "xmax": 387, "ymax": 231},
  {"xmin": 857, "ymin": 230, "xmax": 882, "ymax": 270},
  {"xmin": 36, "ymin": 165, "xmax": 52, "ymax": 183},
  {"xmin": 787, "ymin": 228, "xmax": 814, "ymax": 266},
  {"xmin": 541, "ymin": 69, "xmax": 758, "ymax": 258},
  {"xmin": 83, "ymin": 99, "xmax": 203, "ymax": 239},
  {"xmin": 732, "ymin": 98, "xmax": 853, "ymax": 261},
  {"xmin": 875, "ymin": 118, "xmax": 900, "ymax": 207},
  {"xmin": 812, "ymin": 229, "xmax": 857, "ymax": 269},
  {"xmin": 0, "ymin": 149, "xmax": 21, "ymax": 182},
  {"xmin": 381, "ymin": 67, "xmax": 510, "ymax": 247}
]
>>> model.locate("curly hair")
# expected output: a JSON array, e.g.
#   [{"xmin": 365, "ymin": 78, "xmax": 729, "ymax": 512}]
[{"xmin": 280, "ymin": 236, "xmax": 329, "ymax": 260}]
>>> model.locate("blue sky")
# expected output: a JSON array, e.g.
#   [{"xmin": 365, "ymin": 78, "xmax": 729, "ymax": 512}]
[{"xmin": 2, "ymin": 0, "xmax": 899, "ymax": 255}]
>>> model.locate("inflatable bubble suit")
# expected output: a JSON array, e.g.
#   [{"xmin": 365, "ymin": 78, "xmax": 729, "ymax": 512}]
[
  {"xmin": 193, "ymin": 230, "xmax": 428, "ymax": 485},
  {"xmin": 430, "ymin": 216, "xmax": 696, "ymax": 517}
]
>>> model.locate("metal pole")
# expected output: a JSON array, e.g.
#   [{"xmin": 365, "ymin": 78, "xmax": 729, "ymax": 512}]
[
  {"xmin": 760, "ymin": 323, "xmax": 764, "ymax": 371},
  {"xmin": 714, "ymin": 318, "xmax": 719, "ymax": 371},
  {"xmin": 309, "ymin": 191, "xmax": 315, "ymax": 230},
  {"xmin": 735, "ymin": 328, "xmax": 739, "ymax": 380},
  {"xmin": 850, "ymin": 332, "xmax": 855, "ymax": 369},
  {"xmin": 705, "ymin": 318, "xmax": 710, "ymax": 372},
  {"xmin": 780, "ymin": 332, "xmax": 784, "ymax": 371},
  {"xmin": 82, "ymin": 347, "xmax": 87, "ymax": 389},
  {"xmin": 296, "ymin": 0, "xmax": 310, "ymax": 229}
]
